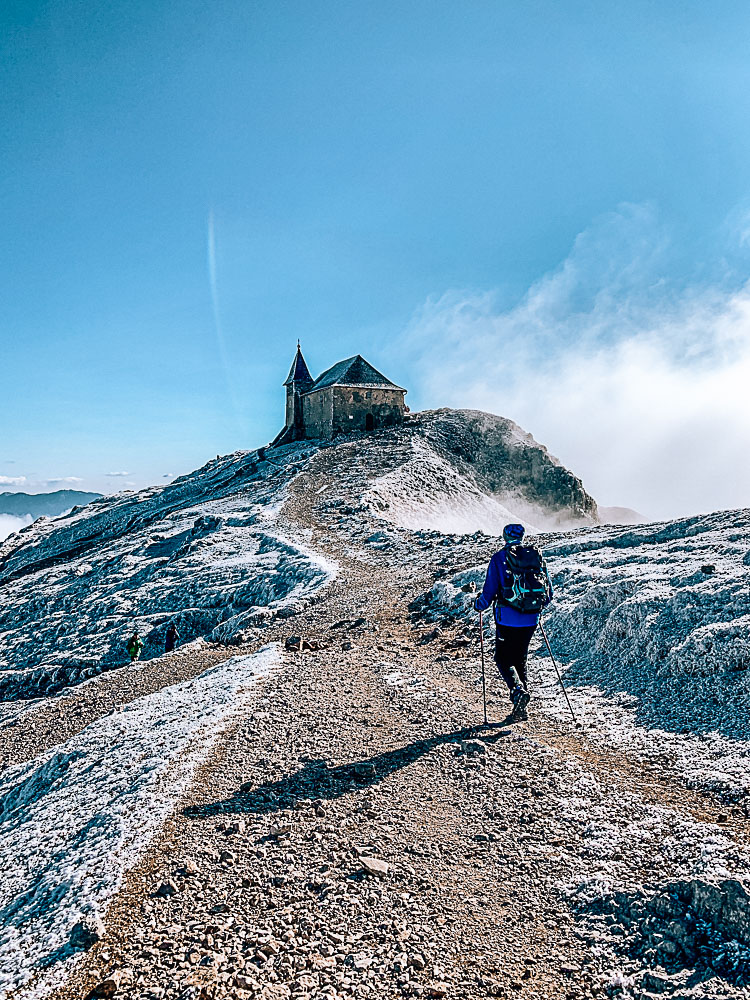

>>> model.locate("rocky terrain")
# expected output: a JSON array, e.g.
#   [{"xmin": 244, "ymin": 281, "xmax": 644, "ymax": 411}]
[
  {"xmin": 0, "ymin": 447, "xmax": 329, "ymax": 700},
  {"xmin": 1, "ymin": 409, "xmax": 749, "ymax": 1000},
  {"xmin": 0, "ymin": 411, "xmax": 594, "ymax": 703}
]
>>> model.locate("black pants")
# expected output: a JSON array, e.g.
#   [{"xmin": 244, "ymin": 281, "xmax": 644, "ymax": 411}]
[{"xmin": 495, "ymin": 624, "xmax": 537, "ymax": 692}]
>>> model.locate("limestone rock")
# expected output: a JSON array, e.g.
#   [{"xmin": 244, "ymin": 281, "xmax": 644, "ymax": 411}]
[
  {"xmin": 425, "ymin": 983, "xmax": 449, "ymax": 998},
  {"xmin": 360, "ymin": 856, "xmax": 389, "ymax": 876}
]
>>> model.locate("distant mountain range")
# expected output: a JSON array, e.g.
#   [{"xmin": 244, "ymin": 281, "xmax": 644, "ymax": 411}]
[{"xmin": 0, "ymin": 490, "xmax": 102, "ymax": 519}]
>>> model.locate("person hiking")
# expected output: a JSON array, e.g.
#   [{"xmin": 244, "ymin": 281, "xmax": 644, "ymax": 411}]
[
  {"xmin": 165, "ymin": 623, "xmax": 180, "ymax": 653},
  {"xmin": 474, "ymin": 523, "xmax": 553, "ymax": 721},
  {"xmin": 126, "ymin": 628, "xmax": 143, "ymax": 663}
]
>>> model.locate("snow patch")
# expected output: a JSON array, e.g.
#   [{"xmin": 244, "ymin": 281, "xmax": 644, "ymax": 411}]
[{"xmin": 0, "ymin": 646, "xmax": 279, "ymax": 999}]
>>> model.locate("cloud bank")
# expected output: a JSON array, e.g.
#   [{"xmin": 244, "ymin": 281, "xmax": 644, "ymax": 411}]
[
  {"xmin": 403, "ymin": 205, "xmax": 750, "ymax": 520},
  {"xmin": 1, "ymin": 475, "xmax": 90, "ymax": 493},
  {"xmin": 0, "ymin": 514, "xmax": 32, "ymax": 542}
]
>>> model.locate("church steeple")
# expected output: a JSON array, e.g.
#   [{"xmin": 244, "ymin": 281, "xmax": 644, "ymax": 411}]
[
  {"xmin": 283, "ymin": 342, "xmax": 313, "ymax": 435},
  {"xmin": 283, "ymin": 341, "xmax": 313, "ymax": 388}
]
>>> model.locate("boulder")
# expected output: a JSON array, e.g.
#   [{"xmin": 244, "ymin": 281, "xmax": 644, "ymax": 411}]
[
  {"xmin": 70, "ymin": 913, "xmax": 106, "ymax": 950},
  {"xmin": 360, "ymin": 856, "xmax": 390, "ymax": 876},
  {"xmin": 86, "ymin": 971, "xmax": 123, "ymax": 998}
]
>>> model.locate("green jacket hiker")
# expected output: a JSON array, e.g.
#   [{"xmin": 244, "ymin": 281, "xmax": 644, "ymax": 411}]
[{"xmin": 126, "ymin": 632, "xmax": 143, "ymax": 662}]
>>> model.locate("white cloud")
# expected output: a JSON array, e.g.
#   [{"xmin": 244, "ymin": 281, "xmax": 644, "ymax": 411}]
[
  {"xmin": 105, "ymin": 471, "xmax": 131, "ymax": 478},
  {"xmin": 45, "ymin": 477, "xmax": 84, "ymax": 486},
  {"xmin": 0, "ymin": 514, "xmax": 32, "ymax": 541},
  {"xmin": 0, "ymin": 476, "xmax": 27, "ymax": 487},
  {"xmin": 403, "ymin": 204, "xmax": 750, "ymax": 519}
]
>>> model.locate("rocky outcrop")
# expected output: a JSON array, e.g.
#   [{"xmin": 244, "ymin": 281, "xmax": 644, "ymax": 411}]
[
  {"xmin": 582, "ymin": 878, "xmax": 750, "ymax": 991},
  {"xmin": 0, "ymin": 444, "xmax": 328, "ymax": 697},
  {"xmin": 368, "ymin": 409, "xmax": 598, "ymax": 534},
  {"xmin": 417, "ymin": 409, "xmax": 598, "ymax": 523}
]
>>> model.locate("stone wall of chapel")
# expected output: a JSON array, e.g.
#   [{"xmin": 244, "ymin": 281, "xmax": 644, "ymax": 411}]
[
  {"xmin": 301, "ymin": 385, "xmax": 405, "ymax": 439},
  {"xmin": 301, "ymin": 387, "xmax": 335, "ymax": 439},
  {"xmin": 331, "ymin": 386, "xmax": 405, "ymax": 436}
]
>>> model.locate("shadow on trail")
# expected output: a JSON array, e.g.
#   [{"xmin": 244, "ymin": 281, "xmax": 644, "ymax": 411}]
[{"xmin": 185, "ymin": 725, "xmax": 511, "ymax": 819}]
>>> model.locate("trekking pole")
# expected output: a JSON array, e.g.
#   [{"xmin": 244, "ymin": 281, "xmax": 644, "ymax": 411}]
[
  {"xmin": 538, "ymin": 618, "xmax": 580, "ymax": 727},
  {"xmin": 479, "ymin": 610, "xmax": 488, "ymax": 725}
]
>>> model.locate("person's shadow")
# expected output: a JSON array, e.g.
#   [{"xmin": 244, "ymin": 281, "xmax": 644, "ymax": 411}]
[{"xmin": 185, "ymin": 724, "xmax": 512, "ymax": 820}]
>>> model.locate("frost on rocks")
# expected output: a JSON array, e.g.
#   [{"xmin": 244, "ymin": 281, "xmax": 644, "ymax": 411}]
[
  {"xmin": 0, "ymin": 646, "xmax": 279, "ymax": 999},
  {"xmin": 0, "ymin": 445, "xmax": 331, "ymax": 704},
  {"xmin": 368, "ymin": 437, "xmax": 528, "ymax": 535},
  {"xmin": 542, "ymin": 511, "xmax": 750, "ymax": 753},
  {"xmin": 413, "ymin": 508, "xmax": 750, "ymax": 805}
]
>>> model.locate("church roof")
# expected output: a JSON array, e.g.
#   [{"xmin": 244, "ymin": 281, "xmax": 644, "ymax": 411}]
[
  {"xmin": 283, "ymin": 345, "xmax": 314, "ymax": 386},
  {"xmin": 305, "ymin": 355, "xmax": 405, "ymax": 393}
]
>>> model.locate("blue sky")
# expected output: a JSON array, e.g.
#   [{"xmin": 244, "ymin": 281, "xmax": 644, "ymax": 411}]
[{"xmin": 3, "ymin": 1, "xmax": 750, "ymax": 515}]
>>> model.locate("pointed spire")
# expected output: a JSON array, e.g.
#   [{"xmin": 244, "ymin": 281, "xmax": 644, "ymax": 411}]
[{"xmin": 283, "ymin": 343, "xmax": 313, "ymax": 387}]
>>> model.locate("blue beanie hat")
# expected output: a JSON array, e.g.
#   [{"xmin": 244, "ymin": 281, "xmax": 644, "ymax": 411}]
[{"xmin": 503, "ymin": 523, "xmax": 525, "ymax": 544}]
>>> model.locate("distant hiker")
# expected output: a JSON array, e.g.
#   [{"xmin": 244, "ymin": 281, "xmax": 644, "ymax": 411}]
[
  {"xmin": 126, "ymin": 629, "xmax": 143, "ymax": 663},
  {"xmin": 474, "ymin": 523, "xmax": 553, "ymax": 721},
  {"xmin": 165, "ymin": 623, "xmax": 180, "ymax": 653}
]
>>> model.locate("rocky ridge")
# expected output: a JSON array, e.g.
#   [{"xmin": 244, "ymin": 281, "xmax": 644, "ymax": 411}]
[{"xmin": 0, "ymin": 410, "xmax": 594, "ymax": 703}]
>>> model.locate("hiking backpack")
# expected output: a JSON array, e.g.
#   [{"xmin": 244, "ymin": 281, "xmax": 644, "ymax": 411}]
[{"xmin": 498, "ymin": 544, "xmax": 551, "ymax": 614}]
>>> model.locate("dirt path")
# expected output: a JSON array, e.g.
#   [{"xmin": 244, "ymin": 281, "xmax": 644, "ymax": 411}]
[
  {"xmin": 285, "ymin": 444, "xmax": 750, "ymax": 853},
  {"xmin": 34, "ymin": 448, "xmax": 750, "ymax": 1000},
  {"xmin": 51, "ymin": 626, "xmax": 594, "ymax": 1000}
]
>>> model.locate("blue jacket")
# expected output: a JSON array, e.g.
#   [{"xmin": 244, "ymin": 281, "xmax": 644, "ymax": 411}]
[{"xmin": 474, "ymin": 547, "xmax": 553, "ymax": 627}]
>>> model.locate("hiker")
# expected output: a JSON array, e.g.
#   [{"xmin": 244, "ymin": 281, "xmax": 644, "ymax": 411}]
[
  {"xmin": 165, "ymin": 622, "xmax": 180, "ymax": 653},
  {"xmin": 126, "ymin": 629, "xmax": 143, "ymax": 663},
  {"xmin": 474, "ymin": 523, "xmax": 552, "ymax": 721}
]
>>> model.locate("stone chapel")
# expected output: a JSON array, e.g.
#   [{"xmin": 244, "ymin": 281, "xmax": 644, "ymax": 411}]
[{"xmin": 271, "ymin": 345, "xmax": 407, "ymax": 445}]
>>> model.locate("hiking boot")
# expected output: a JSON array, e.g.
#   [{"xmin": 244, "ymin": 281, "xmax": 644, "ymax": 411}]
[{"xmin": 510, "ymin": 684, "xmax": 530, "ymax": 721}]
